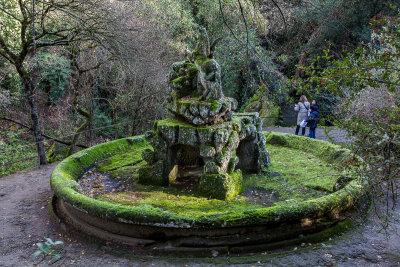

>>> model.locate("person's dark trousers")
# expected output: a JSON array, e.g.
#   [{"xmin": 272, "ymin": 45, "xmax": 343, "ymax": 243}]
[
  {"xmin": 308, "ymin": 127, "xmax": 316, "ymax": 139},
  {"xmin": 295, "ymin": 125, "xmax": 306, "ymax": 136}
]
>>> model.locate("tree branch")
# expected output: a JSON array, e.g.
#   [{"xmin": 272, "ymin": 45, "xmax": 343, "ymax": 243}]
[
  {"xmin": 0, "ymin": 6, "xmax": 22, "ymax": 22},
  {"xmin": 0, "ymin": 36, "xmax": 17, "ymax": 62},
  {"xmin": 0, "ymin": 116, "xmax": 88, "ymax": 149}
]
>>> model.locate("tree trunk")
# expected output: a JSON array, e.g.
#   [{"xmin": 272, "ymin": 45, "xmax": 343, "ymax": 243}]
[{"xmin": 16, "ymin": 65, "xmax": 47, "ymax": 165}]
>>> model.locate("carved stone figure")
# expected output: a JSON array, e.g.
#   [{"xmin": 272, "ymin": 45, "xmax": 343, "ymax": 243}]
[
  {"xmin": 167, "ymin": 27, "xmax": 223, "ymax": 102},
  {"xmin": 138, "ymin": 27, "xmax": 270, "ymax": 200}
]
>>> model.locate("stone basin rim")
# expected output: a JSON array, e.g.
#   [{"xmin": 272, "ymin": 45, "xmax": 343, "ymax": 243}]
[{"xmin": 50, "ymin": 132, "xmax": 366, "ymax": 229}]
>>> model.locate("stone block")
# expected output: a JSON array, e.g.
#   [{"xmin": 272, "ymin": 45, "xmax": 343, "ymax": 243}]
[
  {"xmin": 158, "ymin": 125, "xmax": 177, "ymax": 145},
  {"xmin": 189, "ymin": 103, "xmax": 200, "ymax": 116},
  {"xmin": 198, "ymin": 103, "xmax": 210, "ymax": 119},
  {"xmin": 138, "ymin": 160, "xmax": 167, "ymax": 186},
  {"xmin": 198, "ymin": 127, "xmax": 213, "ymax": 145},
  {"xmin": 192, "ymin": 117, "xmax": 205, "ymax": 126},
  {"xmin": 142, "ymin": 148, "xmax": 156, "ymax": 164},
  {"xmin": 178, "ymin": 126, "xmax": 199, "ymax": 146},
  {"xmin": 168, "ymin": 165, "xmax": 179, "ymax": 184},
  {"xmin": 198, "ymin": 170, "xmax": 243, "ymax": 200}
]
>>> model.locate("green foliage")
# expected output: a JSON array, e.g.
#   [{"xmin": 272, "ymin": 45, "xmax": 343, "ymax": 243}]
[
  {"xmin": 32, "ymin": 237, "xmax": 63, "ymax": 264},
  {"xmin": 36, "ymin": 53, "xmax": 72, "ymax": 105},
  {"xmin": 294, "ymin": 13, "xmax": 400, "ymax": 226},
  {"xmin": 0, "ymin": 67, "xmax": 23, "ymax": 110},
  {"xmin": 136, "ymin": 0, "xmax": 280, "ymax": 109},
  {"xmin": 0, "ymin": 129, "xmax": 37, "ymax": 177},
  {"xmin": 91, "ymin": 104, "xmax": 115, "ymax": 138},
  {"xmin": 279, "ymin": 0, "xmax": 390, "ymax": 76}
]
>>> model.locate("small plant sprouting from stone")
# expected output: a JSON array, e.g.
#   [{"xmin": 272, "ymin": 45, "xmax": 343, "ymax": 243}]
[{"xmin": 33, "ymin": 238, "xmax": 63, "ymax": 265}]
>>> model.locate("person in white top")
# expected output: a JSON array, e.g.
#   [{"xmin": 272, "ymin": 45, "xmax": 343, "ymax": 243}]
[{"xmin": 294, "ymin": 95, "xmax": 310, "ymax": 136}]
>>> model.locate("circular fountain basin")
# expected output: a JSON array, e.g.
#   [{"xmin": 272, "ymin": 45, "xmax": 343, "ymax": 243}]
[{"xmin": 50, "ymin": 132, "xmax": 365, "ymax": 256}]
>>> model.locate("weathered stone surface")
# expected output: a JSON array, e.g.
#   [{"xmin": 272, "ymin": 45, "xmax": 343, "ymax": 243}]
[
  {"xmin": 198, "ymin": 103, "xmax": 209, "ymax": 119},
  {"xmin": 145, "ymin": 132, "xmax": 168, "ymax": 153},
  {"xmin": 138, "ymin": 160, "xmax": 167, "ymax": 186},
  {"xmin": 183, "ymin": 109, "xmax": 195, "ymax": 121},
  {"xmin": 208, "ymin": 102, "xmax": 222, "ymax": 116},
  {"xmin": 215, "ymin": 151, "xmax": 232, "ymax": 172},
  {"xmin": 234, "ymin": 113, "xmax": 270, "ymax": 172},
  {"xmin": 197, "ymin": 128, "xmax": 212, "ymax": 145},
  {"xmin": 198, "ymin": 170, "xmax": 243, "ymax": 200},
  {"xmin": 192, "ymin": 117, "xmax": 205, "ymax": 126},
  {"xmin": 167, "ymin": 61, "xmax": 198, "ymax": 99},
  {"xmin": 142, "ymin": 148, "xmax": 156, "ymax": 164},
  {"xmin": 158, "ymin": 125, "xmax": 177, "ymax": 145},
  {"xmin": 214, "ymin": 128, "xmax": 230, "ymax": 152},
  {"xmin": 189, "ymin": 103, "xmax": 199, "ymax": 116},
  {"xmin": 200, "ymin": 146, "xmax": 216, "ymax": 158},
  {"xmin": 168, "ymin": 98, "xmax": 237, "ymax": 127},
  {"xmin": 224, "ymin": 131, "xmax": 240, "ymax": 152},
  {"xmin": 178, "ymin": 126, "xmax": 199, "ymax": 146},
  {"xmin": 204, "ymin": 161, "xmax": 220, "ymax": 174}
]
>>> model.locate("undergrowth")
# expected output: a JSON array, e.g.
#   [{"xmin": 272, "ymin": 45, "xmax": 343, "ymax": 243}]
[{"xmin": 0, "ymin": 128, "xmax": 37, "ymax": 177}]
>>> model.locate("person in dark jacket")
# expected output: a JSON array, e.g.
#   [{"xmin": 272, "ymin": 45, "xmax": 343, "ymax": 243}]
[
  {"xmin": 306, "ymin": 105, "xmax": 319, "ymax": 139},
  {"xmin": 311, "ymin": 100, "xmax": 319, "ymax": 112}
]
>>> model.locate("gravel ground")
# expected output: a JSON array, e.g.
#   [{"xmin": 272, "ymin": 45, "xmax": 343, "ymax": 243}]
[{"xmin": 0, "ymin": 128, "xmax": 399, "ymax": 266}]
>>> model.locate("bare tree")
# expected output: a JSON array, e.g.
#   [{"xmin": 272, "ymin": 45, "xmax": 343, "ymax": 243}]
[{"xmin": 0, "ymin": 0, "xmax": 116, "ymax": 164}]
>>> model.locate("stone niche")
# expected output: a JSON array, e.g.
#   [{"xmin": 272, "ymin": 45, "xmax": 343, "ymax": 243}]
[{"xmin": 138, "ymin": 27, "xmax": 269, "ymax": 200}]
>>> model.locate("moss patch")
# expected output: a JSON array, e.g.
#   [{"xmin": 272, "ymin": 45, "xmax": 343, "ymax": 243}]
[
  {"xmin": 109, "ymin": 160, "xmax": 147, "ymax": 182},
  {"xmin": 98, "ymin": 185, "xmax": 261, "ymax": 217},
  {"xmin": 93, "ymin": 137, "xmax": 148, "ymax": 173},
  {"xmin": 266, "ymin": 144, "xmax": 341, "ymax": 193}
]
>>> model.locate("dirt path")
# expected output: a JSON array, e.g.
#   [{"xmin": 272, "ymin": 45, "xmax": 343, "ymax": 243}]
[{"xmin": 1, "ymin": 129, "xmax": 399, "ymax": 266}]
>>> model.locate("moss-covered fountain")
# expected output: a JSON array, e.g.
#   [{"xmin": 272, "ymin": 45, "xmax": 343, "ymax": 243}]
[{"xmin": 50, "ymin": 29, "xmax": 366, "ymax": 257}]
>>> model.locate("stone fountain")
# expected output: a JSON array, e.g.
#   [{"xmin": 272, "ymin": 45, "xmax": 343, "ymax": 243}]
[
  {"xmin": 50, "ymin": 27, "xmax": 366, "ymax": 258},
  {"xmin": 138, "ymin": 28, "xmax": 269, "ymax": 200}
]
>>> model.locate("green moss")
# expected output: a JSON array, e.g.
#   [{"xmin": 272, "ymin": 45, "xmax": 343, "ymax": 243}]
[
  {"xmin": 265, "ymin": 134, "xmax": 289, "ymax": 146},
  {"xmin": 198, "ymin": 170, "xmax": 243, "ymax": 200},
  {"xmin": 171, "ymin": 62, "xmax": 198, "ymax": 98},
  {"xmin": 138, "ymin": 160, "xmax": 167, "ymax": 186},
  {"xmin": 207, "ymin": 99, "xmax": 221, "ymax": 112},
  {"xmin": 98, "ymin": 186, "xmax": 261, "ymax": 217},
  {"xmin": 97, "ymin": 150, "xmax": 144, "ymax": 173},
  {"xmin": 266, "ymin": 144, "xmax": 341, "ymax": 193},
  {"xmin": 194, "ymin": 53, "xmax": 212, "ymax": 67},
  {"xmin": 109, "ymin": 160, "xmax": 147, "ymax": 182},
  {"xmin": 157, "ymin": 117, "xmax": 222, "ymax": 131},
  {"xmin": 264, "ymin": 132, "xmax": 354, "ymax": 165}
]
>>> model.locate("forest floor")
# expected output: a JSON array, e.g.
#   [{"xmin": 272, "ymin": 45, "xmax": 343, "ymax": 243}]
[{"xmin": 1, "ymin": 127, "xmax": 399, "ymax": 266}]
